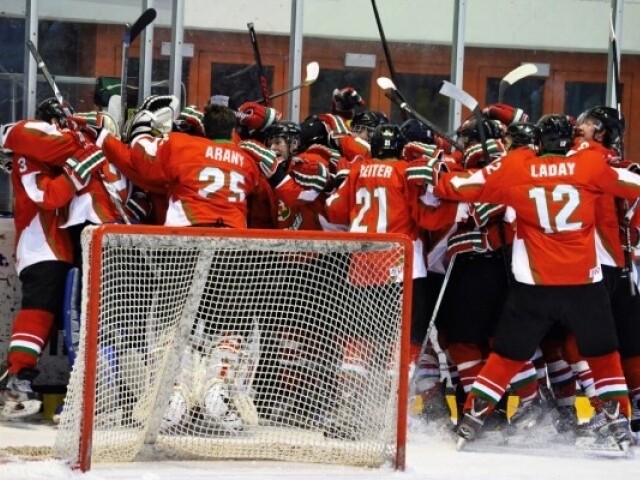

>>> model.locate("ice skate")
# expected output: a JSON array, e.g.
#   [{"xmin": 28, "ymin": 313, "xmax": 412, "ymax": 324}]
[
  {"xmin": 0, "ymin": 369, "xmax": 42, "ymax": 421},
  {"xmin": 456, "ymin": 397, "xmax": 491, "ymax": 450}
]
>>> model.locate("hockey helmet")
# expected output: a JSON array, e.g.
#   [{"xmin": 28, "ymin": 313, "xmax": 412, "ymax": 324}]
[
  {"xmin": 400, "ymin": 118, "xmax": 435, "ymax": 144},
  {"xmin": 370, "ymin": 124, "xmax": 406, "ymax": 159},
  {"xmin": 351, "ymin": 110, "xmax": 389, "ymax": 136},
  {"xmin": 535, "ymin": 114, "xmax": 574, "ymax": 155},
  {"xmin": 580, "ymin": 106, "xmax": 624, "ymax": 149},
  {"xmin": 505, "ymin": 122, "xmax": 538, "ymax": 150},
  {"xmin": 265, "ymin": 121, "xmax": 302, "ymax": 156}
]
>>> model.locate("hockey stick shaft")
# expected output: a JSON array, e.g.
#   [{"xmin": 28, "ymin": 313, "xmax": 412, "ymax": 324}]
[
  {"xmin": 121, "ymin": 8, "xmax": 157, "ymax": 129},
  {"xmin": 370, "ymin": 0, "xmax": 407, "ymax": 120},
  {"xmin": 254, "ymin": 61, "xmax": 319, "ymax": 103},
  {"xmin": 27, "ymin": 41, "xmax": 133, "ymax": 224},
  {"xmin": 247, "ymin": 23, "xmax": 272, "ymax": 107},
  {"xmin": 610, "ymin": 17, "xmax": 636, "ymax": 295},
  {"xmin": 409, "ymin": 255, "xmax": 456, "ymax": 391},
  {"xmin": 382, "ymin": 89, "xmax": 464, "ymax": 151},
  {"xmin": 26, "ymin": 40, "xmax": 69, "ymax": 114}
]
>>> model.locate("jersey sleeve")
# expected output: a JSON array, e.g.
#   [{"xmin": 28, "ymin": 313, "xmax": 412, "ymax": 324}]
[
  {"xmin": 103, "ymin": 134, "xmax": 171, "ymax": 191},
  {"xmin": 4, "ymin": 121, "xmax": 82, "ymax": 167}
]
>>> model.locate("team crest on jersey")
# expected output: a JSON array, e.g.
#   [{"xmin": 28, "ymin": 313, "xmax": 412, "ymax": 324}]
[
  {"xmin": 277, "ymin": 200, "xmax": 291, "ymax": 221},
  {"xmin": 589, "ymin": 265, "xmax": 601, "ymax": 279}
]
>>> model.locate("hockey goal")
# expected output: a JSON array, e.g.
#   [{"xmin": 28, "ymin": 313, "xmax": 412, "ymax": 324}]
[{"xmin": 54, "ymin": 225, "xmax": 413, "ymax": 471}]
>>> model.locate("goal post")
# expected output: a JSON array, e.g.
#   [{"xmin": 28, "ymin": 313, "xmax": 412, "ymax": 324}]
[{"xmin": 54, "ymin": 225, "xmax": 413, "ymax": 471}]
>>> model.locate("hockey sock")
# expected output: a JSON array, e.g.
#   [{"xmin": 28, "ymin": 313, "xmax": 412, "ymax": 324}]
[
  {"xmin": 508, "ymin": 360, "xmax": 538, "ymax": 405},
  {"xmin": 448, "ymin": 342, "xmax": 484, "ymax": 395},
  {"xmin": 547, "ymin": 358, "xmax": 576, "ymax": 407},
  {"xmin": 8, "ymin": 309, "xmax": 55, "ymax": 374},
  {"xmin": 621, "ymin": 356, "xmax": 640, "ymax": 406},
  {"xmin": 464, "ymin": 352, "xmax": 526, "ymax": 412},
  {"xmin": 586, "ymin": 351, "xmax": 630, "ymax": 418},
  {"xmin": 414, "ymin": 339, "xmax": 441, "ymax": 394},
  {"xmin": 531, "ymin": 347, "xmax": 548, "ymax": 388}
]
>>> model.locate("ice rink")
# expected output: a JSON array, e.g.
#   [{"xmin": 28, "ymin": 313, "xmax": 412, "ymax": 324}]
[{"xmin": 1, "ymin": 417, "xmax": 638, "ymax": 480}]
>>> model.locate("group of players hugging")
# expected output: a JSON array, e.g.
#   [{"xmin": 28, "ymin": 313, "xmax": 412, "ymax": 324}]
[{"xmin": 0, "ymin": 78, "xmax": 639, "ymax": 453}]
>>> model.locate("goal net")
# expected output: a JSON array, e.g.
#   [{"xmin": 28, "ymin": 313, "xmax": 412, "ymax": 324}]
[{"xmin": 54, "ymin": 225, "xmax": 412, "ymax": 471}]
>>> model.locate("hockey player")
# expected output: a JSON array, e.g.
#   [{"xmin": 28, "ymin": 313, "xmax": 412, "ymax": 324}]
[
  {"xmin": 98, "ymin": 101, "xmax": 260, "ymax": 228},
  {"xmin": 0, "ymin": 98, "xmax": 107, "ymax": 419},
  {"xmin": 431, "ymin": 113, "xmax": 638, "ymax": 451},
  {"xmin": 569, "ymin": 106, "xmax": 640, "ymax": 439},
  {"xmin": 324, "ymin": 124, "xmax": 459, "ymax": 437}
]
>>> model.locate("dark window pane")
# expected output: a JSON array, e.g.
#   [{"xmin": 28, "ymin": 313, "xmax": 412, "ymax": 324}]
[
  {"xmin": 564, "ymin": 81, "xmax": 612, "ymax": 119},
  {"xmin": 486, "ymin": 77, "xmax": 545, "ymax": 122},
  {"xmin": 393, "ymin": 74, "xmax": 449, "ymax": 129},
  {"xmin": 211, "ymin": 63, "xmax": 274, "ymax": 110},
  {"xmin": 129, "ymin": 58, "xmax": 191, "ymax": 108},
  {"xmin": 308, "ymin": 69, "xmax": 371, "ymax": 118}
]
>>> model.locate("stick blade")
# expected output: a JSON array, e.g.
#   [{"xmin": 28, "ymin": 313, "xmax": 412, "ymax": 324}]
[
  {"xmin": 439, "ymin": 80, "xmax": 478, "ymax": 111},
  {"xmin": 129, "ymin": 8, "xmax": 157, "ymax": 44},
  {"xmin": 376, "ymin": 76, "xmax": 396, "ymax": 91},
  {"xmin": 304, "ymin": 62, "xmax": 320, "ymax": 84},
  {"xmin": 502, "ymin": 63, "xmax": 538, "ymax": 87}
]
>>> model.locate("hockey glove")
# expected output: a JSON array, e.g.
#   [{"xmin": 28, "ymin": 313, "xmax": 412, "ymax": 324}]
[
  {"xmin": 406, "ymin": 155, "xmax": 449, "ymax": 187},
  {"xmin": 125, "ymin": 189, "xmax": 152, "ymax": 223},
  {"xmin": 237, "ymin": 102, "xmax": 281, "ymax": 132},
  {"xmin": 64, "ymin": 145, "xmax": 106, "ymax": 190},
  {"xmin": 317, "ymin": 113, "xmax": 350, "ymax": 138},
  {"xmin": 140, "ymin": 94, "xmax": 180, "ymax": 116},
  {"xmin": 482, "ymin": 103, "xmax": 528, "ymax": 126},
  {"xmin": 125, "ymin": 107, "xmax": 174, "ymax": 143},
  {"xmin": 462, "ymin": 138, "xmax": 506, "ymax": 169},
  {"xmin": 304, "ymin": 144, "xmax": 342, "ymax": 169},
  {"xmin": 291, "ymin": 157, "xmax": 329, "ymax": 192},
  {"xmin": 402, "ymin": 141, "xmax": 441, "ymax": 161},
  {"xmin": 174, "ymin": 105, "xmax": 205, "ymax": 137},
  {"xmin": 332, "ymin": 86, "xmax": 365, "ymax": 120}
]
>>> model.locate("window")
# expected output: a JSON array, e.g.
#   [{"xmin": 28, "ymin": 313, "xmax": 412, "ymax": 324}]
[{"xmin": 485, "ymin": 77, "xmax": 545, "ymax": 122}]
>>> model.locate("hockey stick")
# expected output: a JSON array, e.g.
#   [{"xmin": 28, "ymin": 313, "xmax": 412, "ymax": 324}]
[
  {"xmin": 254, "ymin": 61, "xmax": 320, "ymax": 103},
  {"xmin": 439, "ymin": 80, "xmax": 490, "ymax": 164},
  {"xmin": 409, "ymin": 255, "xmax": 457, "ymax": 394},
  {"xmin": 247, "ymin": 23, "xmax": 272, "ymax": 107},
  {"xmin": 439, "ymin": 80, "xmax": 513, "ymax": 285},
  {"xmin": 26, "ymin": 40, "xmax": 73, "ymax": 118},
  {"xmin": 609, "ymin": 15, "xmax": 636, "ymax": 295},
  {"xmin": 498, "ymin": 63, "xmax": 538, "ymax": 103},
  {"xmin": 370, "ymin": 0, "xmax": 407, "ymax": 120},
  {"xmin": 120, "ymin": 8, "xmax": 157, "ymax": 129},
  {"xmin": 377, "ymin": 76, "xmax": 464, "ymax": 152},
  {"xmin": 27, "ymin": 40, "xmax": 133, "ymax": 224}
]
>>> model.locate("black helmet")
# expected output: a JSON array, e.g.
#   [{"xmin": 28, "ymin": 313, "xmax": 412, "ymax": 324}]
[
  {"xmin": 581, "ymin": 106, "xmax": 624, "ymax": 149},
  {"xmin": 505, "ymin": 122, "xmax": 538, "ymax": 150},
  {"xmin": 351, "ymin": 110, "xmax": 389, "ymax": 136},
  {"xmin": 370, "ymin": 124, "xmax": 406, "ymax": 159},
  {"xmin": 400, "ymin": 118, "xmax": 435, "ymax": 144},
  {"xmin": 456, "ymin": 115, "xmax": 503, "ymax": 147},
  {"xmin": 265, "ymin": 121, "xmax": 302, "ymax": 155},
  {"xmin": 299, "ymin": 115, "xmax": 329, "ymax": 150},
  {"xmin": 535, "ymin": 114, "xmax": 574, "ymax": 155},
  {"xmin": 36, "ymin": 97, "xmax": 68, "ymax": 124}
]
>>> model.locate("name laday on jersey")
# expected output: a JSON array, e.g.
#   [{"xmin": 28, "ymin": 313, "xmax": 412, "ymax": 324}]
[
  {"xmin": 205, "ymin": 145, "xmax": 245, "ymax": 166},
  {"xmin": 359, "ymin": 164, "xmax": 393, "ymax": 178},
  {"xmin": 530, "ymin": 161, "xmax": 576, "ymax": 178}
]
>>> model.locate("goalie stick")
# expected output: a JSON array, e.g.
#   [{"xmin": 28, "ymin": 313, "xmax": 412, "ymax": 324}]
[
  {"xmin": 254, "ymin": 61, "xmax": 320, "ymax": 103},
  {"xmin": 376, "ymin": 76, "xmax": 464, "ymax": 152},
  {"xmin": 498, "ymin": 63, "xmax": 538, "ymax": 103},
  {"xmin": 120, "ymin": 8, "xmax": 157, "ymax": 129},
  {"xmin": 247, "ymin": 23, "xmax": 272, "ymax": 107}
]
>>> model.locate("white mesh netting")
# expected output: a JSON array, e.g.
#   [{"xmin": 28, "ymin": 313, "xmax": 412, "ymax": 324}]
[{"xmin": 54, "ymin": 226, "xmax": 410, "ymax": 469}]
